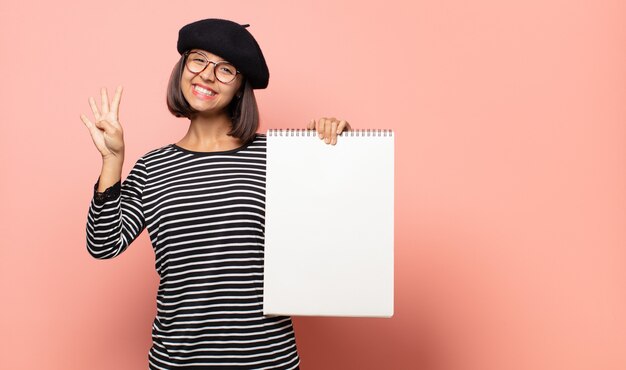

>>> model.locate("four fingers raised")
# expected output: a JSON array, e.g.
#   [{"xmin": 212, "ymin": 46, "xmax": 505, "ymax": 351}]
[
  {"xmin": 82, "ymin": 85, "xmax": 124, "ymax": 134},
  {"xmin": 84, "ymin": 85, "xmax": 123, "ymax": 127}
]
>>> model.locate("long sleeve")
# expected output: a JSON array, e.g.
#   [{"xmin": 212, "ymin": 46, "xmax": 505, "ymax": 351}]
[{"xmin": 86, "ymin": 156, "xmax": 147, "ymax": 259}]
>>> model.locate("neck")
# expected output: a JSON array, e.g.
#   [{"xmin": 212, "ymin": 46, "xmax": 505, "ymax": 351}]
[{"xmin": 178, "ymin": 110, "xmax": 243, "ymax": 150}]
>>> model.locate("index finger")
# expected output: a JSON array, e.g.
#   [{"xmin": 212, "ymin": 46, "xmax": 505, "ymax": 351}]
[{"xmin": 111, "ymin": 85, "xmax": 123, "ymax": 116}]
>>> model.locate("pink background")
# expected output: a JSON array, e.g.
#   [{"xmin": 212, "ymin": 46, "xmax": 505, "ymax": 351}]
[{"xmin": 1, "ymin": 0, "xmax": 625, "ymax": 369}]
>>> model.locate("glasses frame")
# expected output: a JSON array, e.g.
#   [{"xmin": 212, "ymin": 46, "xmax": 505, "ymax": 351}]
[{"xmin": 183, "ymin": 50, "xmax": 241, "ymax": 84}]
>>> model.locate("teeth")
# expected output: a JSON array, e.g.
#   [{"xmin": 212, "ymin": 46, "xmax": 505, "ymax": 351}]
[{"xmin": 194, "ymin": 85, "xmax": 216, "ymax": 96}]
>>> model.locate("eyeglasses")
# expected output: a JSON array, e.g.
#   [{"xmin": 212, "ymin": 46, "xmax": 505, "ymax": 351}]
[{"xmin": 184, "ymin": 50, "xmax": 241, "ymax": 84}]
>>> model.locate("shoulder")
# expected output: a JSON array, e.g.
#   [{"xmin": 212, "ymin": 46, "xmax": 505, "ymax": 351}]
[
  {"xmin": 249, "ymin": 132, "xmax": 267, "ymax": 148},
  {"xmin": 134, "ymin": 143, "xmax": 179, "ymax": 165},
  {"xmin": 254, "ymin": 132, "xmax": 266, "ymax": 141}
]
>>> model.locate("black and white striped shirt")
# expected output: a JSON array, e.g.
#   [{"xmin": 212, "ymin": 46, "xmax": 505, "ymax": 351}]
[{"xmin": 86, "ymin": 133, "xmax": 301, "ymax": 369}]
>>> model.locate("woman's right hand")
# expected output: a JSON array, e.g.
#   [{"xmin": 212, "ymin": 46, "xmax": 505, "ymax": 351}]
[{"xmin": 80, "ymin": 86, "xmax": 125, "ymax": 160}]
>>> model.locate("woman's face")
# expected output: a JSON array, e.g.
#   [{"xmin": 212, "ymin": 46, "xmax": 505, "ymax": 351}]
[{"xmin": 180, "ymin": 48, "xmax": 243, "ymax": 116}]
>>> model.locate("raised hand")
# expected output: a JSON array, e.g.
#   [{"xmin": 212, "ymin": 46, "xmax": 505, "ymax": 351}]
[
  {"xmin": 80, "ymin": 86, "xmax": 125, "ymax": 160},
  {"xmin": 307, "ymin": 117, "xmax": 351, "ymax": 145}
]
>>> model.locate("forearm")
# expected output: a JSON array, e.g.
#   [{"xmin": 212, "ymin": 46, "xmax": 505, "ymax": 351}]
[
  {"xmin": 87, "ymin": 156, "xmax": 147, "ymax": 260},
  {"xmin": 97, "ymin": 156, "xmax": 124, "ymax": 192}
]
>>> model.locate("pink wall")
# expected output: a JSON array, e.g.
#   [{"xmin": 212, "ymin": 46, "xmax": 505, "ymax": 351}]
[{"xmin": 1, "ymin": 0, "xmax": 625, "ymax": 369}]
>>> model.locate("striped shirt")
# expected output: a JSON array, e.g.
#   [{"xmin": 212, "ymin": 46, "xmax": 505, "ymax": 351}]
[{"xmin": 86, "ymin": 133, "xmax": 301, "ymax": 369}]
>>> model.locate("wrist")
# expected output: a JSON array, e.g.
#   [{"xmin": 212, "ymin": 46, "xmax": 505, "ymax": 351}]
[
  {"xmin": 102, "ymin": 153, "xmax": 124, "ymax": 165},
  {"xmin": 102, "ymin": 146, "xmax": 125, "ymax": 161}
]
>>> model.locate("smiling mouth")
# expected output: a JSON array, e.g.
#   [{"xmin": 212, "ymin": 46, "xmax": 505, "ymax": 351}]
[{"xmin": 193, "ymin": 84, "xmax": 217, "ymax": 97}]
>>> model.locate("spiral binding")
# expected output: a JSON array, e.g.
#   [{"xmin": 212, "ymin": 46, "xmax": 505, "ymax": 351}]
[{"xmin": 267, "ymin": 129, "xmax": 394, "ymax": 137}]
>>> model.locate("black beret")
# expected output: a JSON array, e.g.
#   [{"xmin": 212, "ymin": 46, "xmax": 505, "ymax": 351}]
[{"xmin": 177, "ymin": 18, "xmax": 270, "ymax": 89}]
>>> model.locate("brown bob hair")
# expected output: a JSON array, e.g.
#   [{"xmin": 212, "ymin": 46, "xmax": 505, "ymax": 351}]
[{"xmin": 166, "ymin": 52, "xmax": 259, "ymax": 145}]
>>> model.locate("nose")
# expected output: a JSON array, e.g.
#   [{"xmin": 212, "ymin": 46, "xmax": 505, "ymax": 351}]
[{"xmin": 199, "ymin": 62, "xmax": 216, "ymax": 81}]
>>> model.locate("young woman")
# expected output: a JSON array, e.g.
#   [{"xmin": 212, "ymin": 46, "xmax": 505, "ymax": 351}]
[{"xmin": 80, "ymin": 18, "xmax": 351, "ymax": 369}]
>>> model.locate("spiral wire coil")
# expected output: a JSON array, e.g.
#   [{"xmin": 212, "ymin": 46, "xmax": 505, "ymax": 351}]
[{"xmin": 267, "ymin": 129, "xmax": 394, "ymax": 137}]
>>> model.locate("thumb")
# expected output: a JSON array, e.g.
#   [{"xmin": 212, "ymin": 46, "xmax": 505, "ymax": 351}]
[{"xmin": 94, "ymin": 119, "xmax": 113, "ymax": 133}]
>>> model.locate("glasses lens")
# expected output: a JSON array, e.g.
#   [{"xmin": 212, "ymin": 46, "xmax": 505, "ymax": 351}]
[
  {"xmin": 186, "ymin": 52, "xmax": 207, "ymax": 73},
  {"xmin": 215, "ymin": 62, "xmax": 237, "ymax": 83}
]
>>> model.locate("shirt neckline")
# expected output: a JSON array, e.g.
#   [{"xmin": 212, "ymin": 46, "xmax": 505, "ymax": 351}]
[{"xmin": 170, "ymin": 134, "xmax": 256, "ymax": 156}]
